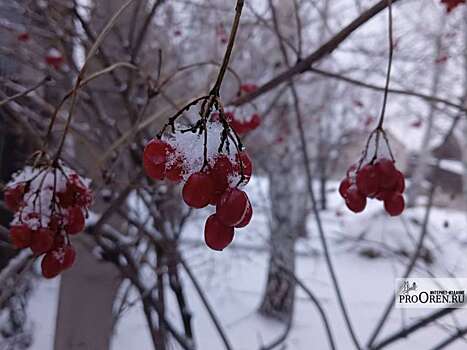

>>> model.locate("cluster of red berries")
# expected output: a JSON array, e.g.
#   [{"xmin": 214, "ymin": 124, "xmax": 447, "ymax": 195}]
[
  {"xmin": 212, "ymin": 112, "xmax": 261, "ymax": 135},
  {"xmin": 143, "ymin": 138, "xmax": 253, "ymax": 250},
  {"xmin": 339, "ymin": 158, "xmax": 405, "ymax": 216},
  {"xmin": 3, "ymin": 164, "xmax": 92, "ymax": 278}
]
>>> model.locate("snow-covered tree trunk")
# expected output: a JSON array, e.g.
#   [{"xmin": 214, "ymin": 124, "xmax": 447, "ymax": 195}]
[
  {"xmin": 259, "ymin": 169, "xmax": 297, "ymax": 321},
  {"xmin": 259, "ymin": 145, "xmax": 306, "ymax": 320}
]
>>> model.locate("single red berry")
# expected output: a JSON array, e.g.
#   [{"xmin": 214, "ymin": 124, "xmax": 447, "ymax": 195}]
[
  {"xmin": 394, "ymin": 170, "xmax": 405, "ymax": 193},
  {"xmin": 41, "ymin": 252, "xmax": 62, "ymax": 279},
  {"xmin": 143, "ymin": 139, "xmax": 172, "ymax": 180},
  {"xmin": 66, "ymin": 207, "xmax": 85, "ymax": 235},
  {"xmin": 375, "ymin": 158, "xmax": 398, "ymax": 190},
  {"xmin": 384, "ymin": 192, "xmax": 405, "ymax": 216},
  {"xmin": 235, "ymin": 199, "xmax": 253, "ymax": 228},
  {"xmin": 345, "ymin": 187, "xmax": 366, "ymax": 213},
  {"xmin": 356, "ymin": 164, "xmax": 379, "ymax": 196},
  {"xmin": 204, "ymin": 214, "xmax": 234, "ymax": 251},
  {"xmin": 30, "ymin": 228, "xmax": 54, "ymax": 255},
  {"xmin": 4, "ymin": 184, "xmax": 25, "ymax": 212},
  {"xmin": 62, "ymin": 245, "xmax": 76, "ymax": 270},
  {"xmin": 17, "ymin": 32, "xmax": 30, "ymax": 42},
  {"xmin": 216, "ymin": 188, "xmax": 250, "ymax": 226},
  {"xmin": 165, "ymin": 155, "xmax": 185, "ymax": 182},
  {"xmin": 57, "ymin": 176, "xmax": 92, "ymax": 209},
  {"xmin": 239, "ymin": 84, "xmax": 257, "ymax": 94},
  {"xmin": 235, "ymin": 152, "xmax": 253, "ymax": 184},
  {"xmin": 247, "ymin": 114, "xmax": 261, "ymax": 130},
  {"xmin": 182, "ymin": 172, "xmax": 215, "ymax": 208},
  {"xmin": 231, "ymin": 119, "xmax": 249, "ymax": 135},
  {"xmin": 339, "ymin": 178, "xmax": 352, "ymax": 199},
  {"xmin": 211, "ymin": 155, "xmax": 234, "ymax": 194},
  {"xmin": 45, "ymin": 49, "xmax": 64, "ymax": 69},
  {"xmin": 10, "ymin": 225, "xmax": 32, "ymax": 249}
]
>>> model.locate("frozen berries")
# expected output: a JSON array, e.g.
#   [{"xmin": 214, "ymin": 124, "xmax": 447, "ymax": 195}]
[
  {"xmin": 143, "ymin": 114, "xmax": 255, "ymax": 251},
  {"xmin": 340, "ymin": 158, "xmax": 405, "ymax": 216},
  {"xmin": 3, "ymin": 162, "xmax": 92, "ymax": 278}
]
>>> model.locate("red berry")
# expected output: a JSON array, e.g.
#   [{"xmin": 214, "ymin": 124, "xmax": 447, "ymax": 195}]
[
  {"xmin": 345, "ymin": 187, "xmax": 366, "ymax": 213},
  {"xmin": 231, "ymin": 119, "xmax": 249, "ymax": 134},
  {"xmin": 66, "ymin": 207, "xmax": 85, "ymax": 235},
  {"xmin": 182, "ymin": 172, "xmax": 215, "ymax": 208},
  {"xmin": 356, "ymin": 164, "xmax": 379, "ymax": 196},
  {"xmin": 165, "ymin": 155, "xmax": 185, "ymax": 182},
  {"xmin": 62, "ymin": 245, "xmax": 76, "ymax": 270},
  {"xmin": 235, "ymin": 152, "xmax": 253, "ymax": 184},
  {"xmin": 216, "ymin": 188, "xmax": 250, "ymax": 226},
  {"xmin": 4, "ymin": 184, "xmax": 25, "ymax": 212},
  {"xmin": 10, "ymin": 225, "xmax": 32, "ymax": 249},
  {"xmin": 235, "ymin": 199, "xmax": 252, "ymax": 228},
  {"xmin": 211, "ymin": 155, "xmax": 234, "ymax": 194},
  {"xmin": 57, "ymin": 175, "xmax": 92, "ymax": 209},
  {"xmin": 143, "ymin": 139, "xmax": 172, "ymax": 180},
  {"xmin": 45, "ymin": 49, "xmax": 64, "ymax": 69},
  {"xmin": 384, "ymin": 192, "xmax": 405, "ymax": 216},
  {"xmin": 239, "ymin": 84, "xmax": 257, "ymax": 94},
  {"xmin": 41, "ymin": 252, "xmax": 62, "ymax": 279},
  {"xmin": 339, "ymin": 178, "xmax": 352, "ymax": 199},
  {"xmin": 247, "ymin": 114, "xmax": 261, "ymax": 130},
  {"xmin": 30, "ymin": 228, "xmax": 54, "ymax": 254},
  {"xmin": 375, "ymin": 159, "xmax": 398, "ymax": 190},
  {"xmin": 204, "ymin": 214, "xmax": 234, "ymax": 251},
  {"xmin": 17, "ymin": 32, "xmax": 30, "ymax": 42},
  {"xmin": 394, "ymin": 170, "xmax": 405, "ymax": 193}
]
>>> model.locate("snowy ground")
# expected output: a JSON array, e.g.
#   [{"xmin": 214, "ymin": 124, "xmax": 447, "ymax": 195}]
[{"xmin": 27, "ymin": 177, "xmax": 467, "ymax": 349}]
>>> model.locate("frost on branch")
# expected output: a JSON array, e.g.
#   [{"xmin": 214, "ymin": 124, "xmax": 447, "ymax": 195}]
[{"xmin": 3, "ymin": 162, "xmax": 92, "ymax": 278}]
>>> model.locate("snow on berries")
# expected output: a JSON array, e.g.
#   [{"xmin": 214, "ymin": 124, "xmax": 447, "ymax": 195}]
[
  {"xmin": 339, "ymin": 158, "xmax": 405, "ymax": 216},
  {"xmin": 3, "ymin": 162, "xmax": 92, "ymax": 278},
  {"xmin": 143, "ymin": 116, "xmax": 254, "ymax": 251}
]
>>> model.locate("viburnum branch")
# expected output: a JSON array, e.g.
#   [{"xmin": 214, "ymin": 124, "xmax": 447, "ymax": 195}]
[
  {"xmin": 210, "ymin": 0, "xmax": 244, "ymax": 96},
  {"xmin": 376, "ymin": 0, "xmax": 393, "ymax": 130},
  {"xmin": 51, "ymin": 0, "xmax": 137, "ymax": 161},
  {"xmin": 0, "ymin": 75, "xmax": 51, "ymax": 108}
]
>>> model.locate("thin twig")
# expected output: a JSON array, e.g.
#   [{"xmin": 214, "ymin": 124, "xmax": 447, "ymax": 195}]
[{"xmin": 0, "ymin": 76, "xmax": 50, "ymax": 108}]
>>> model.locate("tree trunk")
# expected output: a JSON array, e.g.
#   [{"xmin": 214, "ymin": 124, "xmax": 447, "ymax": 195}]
[{"xmin": 259, "ymin": 164, "xmax": 303, "ymax": 321}]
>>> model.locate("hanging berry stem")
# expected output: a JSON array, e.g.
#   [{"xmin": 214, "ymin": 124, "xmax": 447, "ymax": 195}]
[{"xmin": 358, "ymin": 0, "xmax": 394, "ymax": 168}]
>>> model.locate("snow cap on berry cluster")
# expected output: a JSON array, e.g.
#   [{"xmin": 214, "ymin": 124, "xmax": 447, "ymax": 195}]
[
  {"xmin": 165, "ymin": 120, "xmax": 237, "ymax": 178},
  {"xmin": 7, "ymin": 162, "xmax": 91, "ymax": 230}
]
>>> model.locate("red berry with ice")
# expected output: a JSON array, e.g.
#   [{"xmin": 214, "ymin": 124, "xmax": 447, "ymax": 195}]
[
  {"xmin": 145, "ymin": 107, "xmax": 255, "ymax": 250},
  {"xmin": 3, "ymin": 162, "xmax": 92, "ymax": 278}
]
